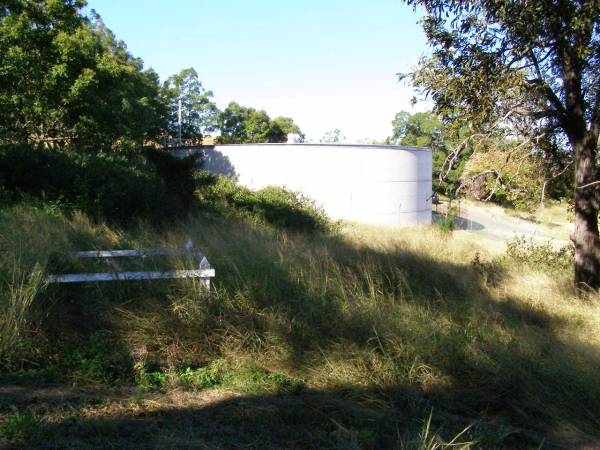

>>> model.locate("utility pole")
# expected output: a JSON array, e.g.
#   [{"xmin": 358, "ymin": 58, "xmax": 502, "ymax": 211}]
[{"xmin": 177, "ymin": 99, "xmax": 182, "ymax": 146}]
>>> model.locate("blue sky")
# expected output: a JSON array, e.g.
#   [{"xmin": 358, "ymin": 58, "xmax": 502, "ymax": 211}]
[{"xmin": 85, "ymin": 0, "xmax": 429, "ymax": 142}]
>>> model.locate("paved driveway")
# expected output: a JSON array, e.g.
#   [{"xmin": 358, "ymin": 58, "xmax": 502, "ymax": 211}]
[{"xmin": 434, "ymin": 202, "xmax": 572, "ymax": 244}]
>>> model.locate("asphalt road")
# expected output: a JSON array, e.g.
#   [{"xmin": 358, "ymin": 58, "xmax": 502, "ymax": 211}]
[{"xmin": 434, "ymin": 203, "xmax": 571, "ymax": 244}]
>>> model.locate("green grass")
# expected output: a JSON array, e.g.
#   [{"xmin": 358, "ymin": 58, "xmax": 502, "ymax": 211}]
[{"xmin": 0, "ymin": 202, "xmax": 599, "ymax": 448}]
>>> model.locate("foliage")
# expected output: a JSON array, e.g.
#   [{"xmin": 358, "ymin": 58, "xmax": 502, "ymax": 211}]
[
  {"xmin": 1, "ymin": 2, "xmax": 307, "ymax": 151},
  {"xmin": 0, "ymin": 144, "xmax": 199, "ymax": 223},
  {"xmin": 161, "ymin": 67, "xmax": 218, "ymax": 143},
  {"xmin": 59, "ymin": 334, "xmax": 133, "ymax": 383},
  {"xmin": 271, "ymin": 116, "xmax": 305, "ymax": 142},
  {"xmin": 387, "ymin": 111, "xmax": 473, "ymax": 194},
  {"xmin": 217, "ymin": 102, "xmax": 303, "ymax": 144},
  {"xmin": 143, "ymin": 147, "xmax": 201, "ymax": 212},
  {"xmin": 319, "ymin": 128, "xmax": 345, "ymax": 144},
  {"xmin": 0, "ymin": 411, "xmax": 40, "ymax": 446},
  {"xmin": 199, "ymin": 175, "xmax": 331, "ymax": 232},
  {"xmin": 461, "ymin": 146, "xmax": 546, "ymax": 210},
  {"xmin": 402, "ymin": 0, "xmax": 600, "ymax": 287},
  {"xmin": 0, "ymin": 2, "xmax": 167, "ymax": 150},
  {"xmin": 0, "ymin": 265, "xmax": 45, "ymax": 369},
  {"xmin": 434, "ymin": 206, "xmax": 458, "ymax": 233},
  {"xmin": 134, "ymin": 360, "xmax": 303, "ymax": 394},
  {"xmin": 506, "ymin": 236, "xmax": 574, "ymax": 271}
]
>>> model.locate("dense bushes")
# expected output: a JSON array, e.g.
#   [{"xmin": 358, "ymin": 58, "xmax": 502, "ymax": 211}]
[
  {"xmin": 0, "ymin": 145, "xmax": 200, "ymax": 224},
  {"xmin": 0, "ymin": 145, "xmax": 329, "ymax": 231},
  {"xmin": 198, "ymin": 175, "xmax": 331, "ymax": 232},
  {"xmin": 506, "ymin": 236, "xmax": 574, "ymax": 270}
]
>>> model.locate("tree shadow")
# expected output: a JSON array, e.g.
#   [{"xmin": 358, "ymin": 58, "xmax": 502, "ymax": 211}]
[
  {"xmin": 188, "ymin": 224, "xmax": 600, "ymax": 443},
  {"xmin": 2, "ymin": 382, "xmax": 597, "ymax": 449},
  {"xmin": 198, "ymin": 146, "xmax": 239, "ymax": 180},
  {"xmin": 432, "ymin": 211, "xmax": 485, "ymax": 231},
  {"xmin": 17, "ymin": 214, "xmax": 600, "ymax": 448},
  {"xmin": 169, "ymin": 145, "xmax": 238, "ymax": 181}
]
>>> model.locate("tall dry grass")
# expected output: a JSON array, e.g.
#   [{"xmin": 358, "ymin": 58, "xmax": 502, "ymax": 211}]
[
  {"xmin": 1, "ymin": 203, "xmax": 599, "ymax": 446},
  {"xmin": 0, "ymin": 264, "xmax": 45, "ymax": 367}
]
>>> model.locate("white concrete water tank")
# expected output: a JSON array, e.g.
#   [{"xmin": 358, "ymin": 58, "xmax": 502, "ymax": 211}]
[{"xmin": 181, "ymin": 144, "xmax": 432, "ymax": 226}]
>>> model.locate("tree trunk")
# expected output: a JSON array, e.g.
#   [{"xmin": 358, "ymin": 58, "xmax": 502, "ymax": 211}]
[{"xmin": 572, "ymin": 136, "xmax": 600, "ymax": 290}]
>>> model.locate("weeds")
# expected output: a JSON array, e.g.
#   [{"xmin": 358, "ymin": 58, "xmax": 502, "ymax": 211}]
[
  {"xmin": 133, "ymin": 360, "xmax": 303, "ymax": 395},
  {"xmin": 0, "ymin": 411, "xmax": 40, "ymax": 446},
  {"xmin": 506, "ymin": 236, "xmax": 574, "ymax": 270},
  {"xmin": 0, "ymin": 203, "xmax": 599, "ymax": 447},
  {"xmin": 434, "ymin": 206, "xmax": 458, "ymax": 233},
  {"xmin": 0, "ymin": 264, "xmax": 45, "ymax": 369}
]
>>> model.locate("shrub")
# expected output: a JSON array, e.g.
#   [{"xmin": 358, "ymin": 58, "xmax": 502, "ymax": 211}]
[
  {"xmin": 0, "ymin": 144, "xmax": 199, "ymax": 224},
  {"xmin": 199, "ymin": 175, "xmax": 331, "ymax": 232},
  {"xmin": 505, "ymin": 236, "xmax": 574, "ymax": 270},
  {"xmin": 434, "ymin": 206, "xmax": 458, "ymax": 233},
  {"xmin": 144, "ymin": 148, "xmax": 201, "ymax": 211}
]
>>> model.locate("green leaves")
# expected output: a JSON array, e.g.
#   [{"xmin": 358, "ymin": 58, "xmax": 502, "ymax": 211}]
[
  {"xmin": 0, "ymin": 1, "xmax": 166, "ymax": 150},
  {"xmin": 387, "ymin": 111, "xmax": 472, "ymax": 194},
  {"xmin": 217, "ymin": 102, "xmax": 303, "ymax": 144},
  {"xmin": 161, "ymin": 67, "xmax": 218, "ymax": 142}
]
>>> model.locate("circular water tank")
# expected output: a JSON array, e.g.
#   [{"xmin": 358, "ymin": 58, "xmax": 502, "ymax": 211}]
[{"xmin": 200, "ymin": 143, "xmax": 432, "ymax": 226}]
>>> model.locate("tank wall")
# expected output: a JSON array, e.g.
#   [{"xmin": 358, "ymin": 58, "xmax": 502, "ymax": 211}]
[{"xmin": 179, "ymin": 144, "xmax": 432, "ymax": 226}]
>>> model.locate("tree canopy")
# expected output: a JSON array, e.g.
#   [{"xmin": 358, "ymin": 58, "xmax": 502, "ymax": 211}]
[
  {"xmin": 217, "ymin": 102, "xmax": 303, "ymax": 144},
  {"xmin": 0, "ymin": 1, "xmax": 167, "ymax": 150},
  {"xmin": 404, "ymin": 0, "xmax": 600, "ymax": 289},
  {"xmin": 0, "ymin": 1, "xmax": 305, "ymax": 150},
  {"xmin": 161, "ymin": 68, "xmax": 218, "ymax": 144},
  {"xmin": 386, "ymin": 111, "xmax": 472, "ymax": 194}
]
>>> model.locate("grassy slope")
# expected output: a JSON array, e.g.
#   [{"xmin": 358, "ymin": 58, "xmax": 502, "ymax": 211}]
[{"xmin": 1, "ymin": 205, "xmax": 599, "ymax": 449}]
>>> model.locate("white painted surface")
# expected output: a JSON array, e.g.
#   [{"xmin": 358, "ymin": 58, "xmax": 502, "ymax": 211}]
[
  {"xmin": 178, "ymin": 144, "xmax": 432, "ymax": 226},
  {"xmin": 47, "ymin": 241, "xmax": 214, "ymax": 288}
]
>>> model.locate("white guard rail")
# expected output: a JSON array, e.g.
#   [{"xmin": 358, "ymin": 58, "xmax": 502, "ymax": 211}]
[{"xmin": 47, "ymin": 240, "xmax": 214, "ymax": 289}]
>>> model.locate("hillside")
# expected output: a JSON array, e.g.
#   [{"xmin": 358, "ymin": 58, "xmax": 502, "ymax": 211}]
[{"xmin": 1, "ymin": 203, "xmax": 599, "ymax": 449}]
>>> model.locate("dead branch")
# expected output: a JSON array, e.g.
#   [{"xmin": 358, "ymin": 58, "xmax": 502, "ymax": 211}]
[
  {"xmin": 540, "ymin": 161, "xmax": 573, "ymax": 208},
  {"xmin": 577, "ymin": 180, "xmax": 600, "ymax": 190}
]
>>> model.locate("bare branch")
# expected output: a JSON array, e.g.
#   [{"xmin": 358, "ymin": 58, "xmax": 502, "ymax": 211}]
[
  {"xmin": 577, "ymin": 180, "xmax": 600, "ymax": 190},
  {"xmin": 540, "ymin": 161, "xmax": 572, "ymax": 208},
  {"xmin": 528, "ymin": 49, "xmax": 567, "ymax": 123},
  {"xmin": 439, "ymin": 131, "xmax": 504, "ymax": 185}
]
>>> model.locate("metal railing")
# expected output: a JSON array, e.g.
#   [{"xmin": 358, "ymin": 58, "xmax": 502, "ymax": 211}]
[{"xmin": 46, "ymin": 240, "xmax": 214, "ymax": 289}]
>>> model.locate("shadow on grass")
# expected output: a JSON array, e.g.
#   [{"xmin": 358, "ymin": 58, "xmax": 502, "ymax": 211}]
[
  {"xmin": 8, "ymin": 212, "xmax": 600, "ymax": 448},
  {"xmin": 2, "ymin": 382, "xmax": 596, "ymax": 449},
  {"xmin": 432, "ymin": 211, "xmax": 485, "ymax": 231},
  {"xmin": 0, "ymin": 387, "xmax": 393, "ymax": 449}
]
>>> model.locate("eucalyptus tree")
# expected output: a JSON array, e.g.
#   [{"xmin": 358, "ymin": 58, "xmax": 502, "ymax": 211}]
[
  {"xmin": 403, "ymin": 0, "xmax": 600, "ymax": 289},
  {"xmin": 161, "ymin": 68, "xmax": 218, "ymax": 143}
]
